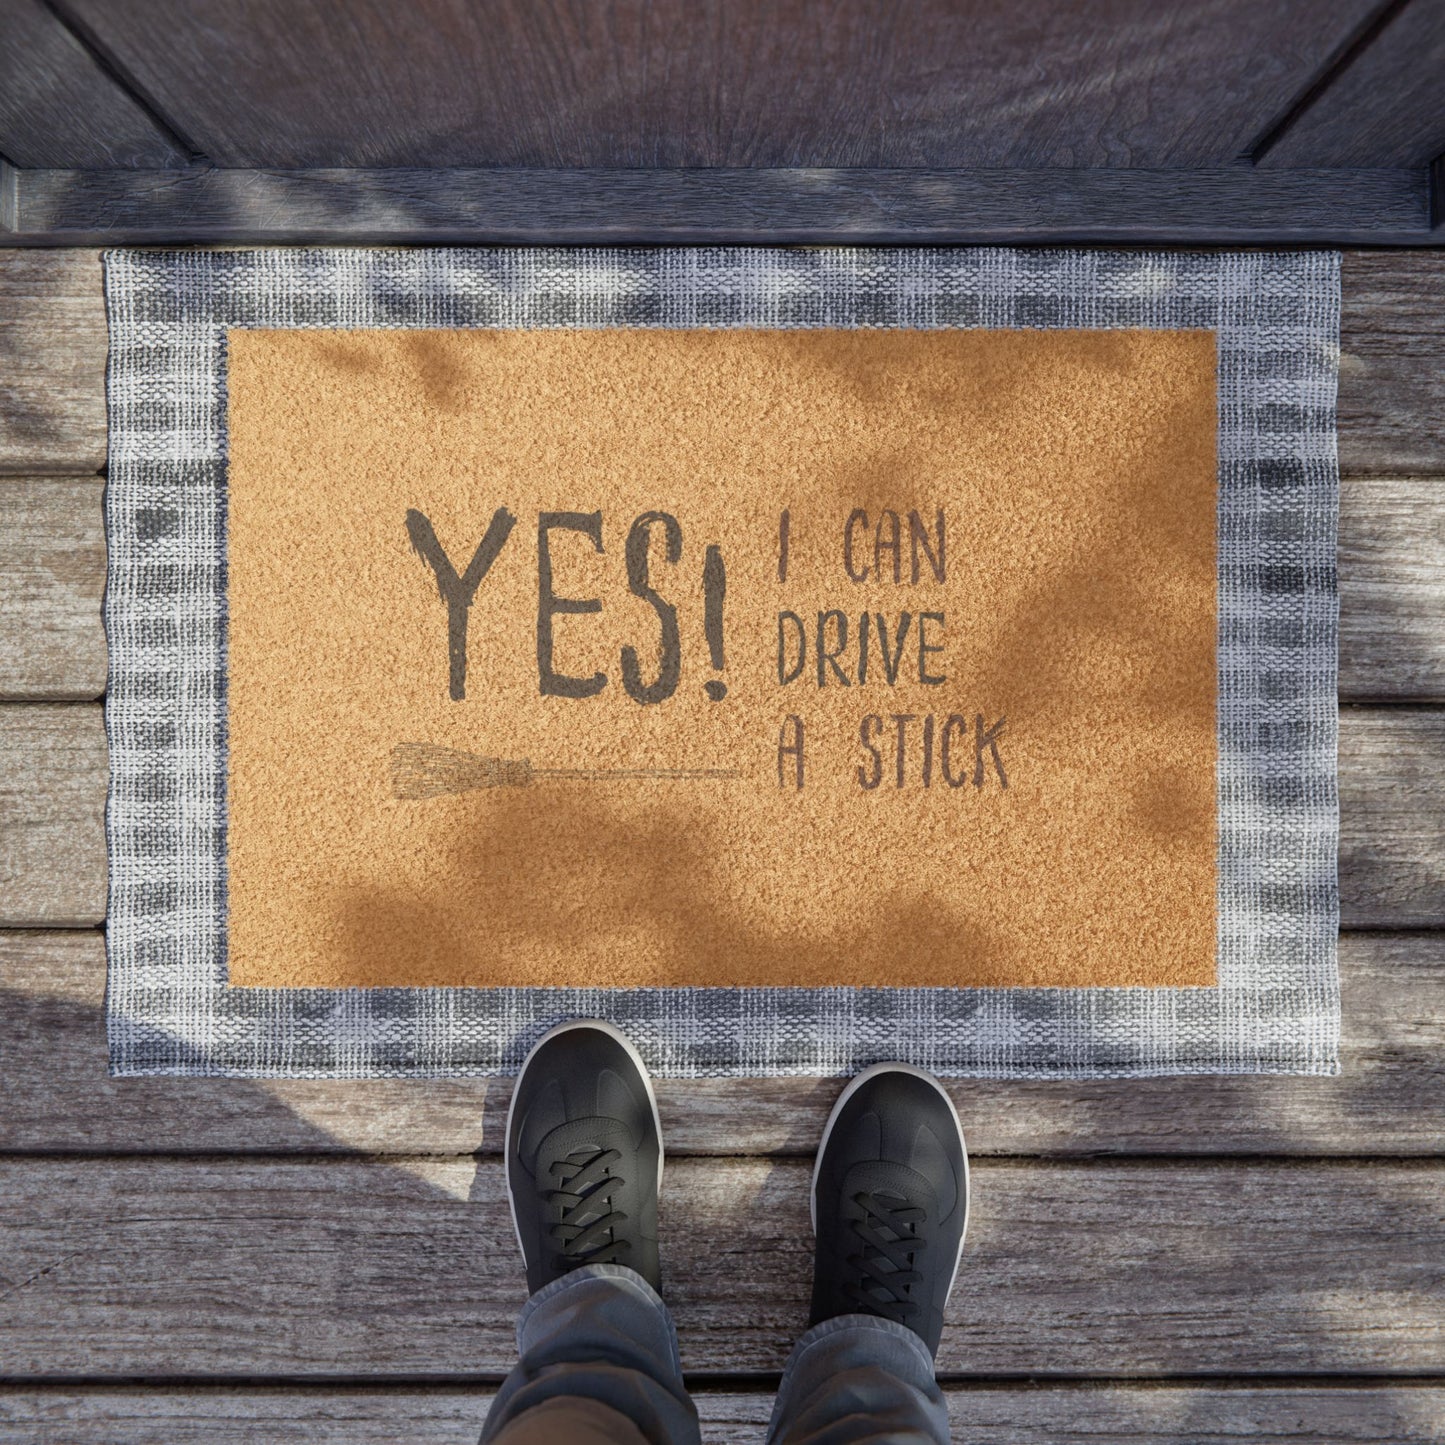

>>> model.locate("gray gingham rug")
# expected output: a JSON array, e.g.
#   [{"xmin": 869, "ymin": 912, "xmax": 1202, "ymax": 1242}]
[{"xmin": 103, "ymin": 247, "xmax": 1340, "ymax": 1078}]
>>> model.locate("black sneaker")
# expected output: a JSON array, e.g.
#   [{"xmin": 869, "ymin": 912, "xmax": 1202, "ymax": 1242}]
[
  {"xmin": 505, "ymin": 1020, "xmax": 663, "ymax": 1295},
  {"xmin": 809, "ymin": 1063, "xmax": 968, "ymax": 1357}
]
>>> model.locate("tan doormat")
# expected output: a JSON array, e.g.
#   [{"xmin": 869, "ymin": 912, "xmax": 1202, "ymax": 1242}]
[{"xmin": 225, "ymin": 326, "xmax": 1217, "ymax": 991}]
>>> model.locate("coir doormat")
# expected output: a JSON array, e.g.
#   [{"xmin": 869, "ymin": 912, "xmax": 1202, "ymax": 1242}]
[{"xmin": 104, "ymin": 248, "xmax": 1339, "ymax": 1078}]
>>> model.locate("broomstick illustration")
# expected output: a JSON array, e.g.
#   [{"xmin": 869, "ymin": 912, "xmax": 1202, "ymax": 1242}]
[{"xmin": 391, "ymin": 742, "xmax": 739, "ymax": 801}]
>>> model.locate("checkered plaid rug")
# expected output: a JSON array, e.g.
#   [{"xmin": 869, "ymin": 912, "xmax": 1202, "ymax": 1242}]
[{"xmin": 103, "ymin": 247, "xmax": 1339, "ymax": 1078}]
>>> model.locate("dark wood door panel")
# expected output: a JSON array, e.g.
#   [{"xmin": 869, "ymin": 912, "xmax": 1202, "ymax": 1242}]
[
  {"xmin": 57, "ymin": 0, "xmax": 1378, "ymax": 169},
  {"xmin": 0, "ymin": 0, "xmax": 187, "ymax": 167},
  {"xmin": 1259, "ymin": 0, "xmax": 1445, "ymax": 168}
]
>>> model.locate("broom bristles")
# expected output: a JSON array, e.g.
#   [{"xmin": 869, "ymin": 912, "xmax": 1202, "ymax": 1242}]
[{"xmin": 390, "ymin": 743, "xmax": 532, "ymax": 799}]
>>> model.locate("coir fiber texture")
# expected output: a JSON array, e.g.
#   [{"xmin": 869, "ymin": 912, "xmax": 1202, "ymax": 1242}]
[
  {"xmin": 226, "ymin": 327, "xmax": 1217, "ymax": 992},
  {"xmin": 103, "ymin": 248, "xmax": 1339, "ymax": 1077}
]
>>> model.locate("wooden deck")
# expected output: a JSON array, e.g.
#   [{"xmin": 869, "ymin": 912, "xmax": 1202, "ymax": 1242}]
[{"xmin": 0, "ymin": 249, "xmax": 1442, "ymax": 1443}]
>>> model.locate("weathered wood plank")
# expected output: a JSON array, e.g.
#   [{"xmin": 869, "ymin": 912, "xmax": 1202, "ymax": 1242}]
[
  {"xmin": 2, "ymin": 251, "xmax": 1442, "ymax": 475},
  {"xmin": 2, "ymin": 930, "xmax": 1439, "ymax": 1157},
  {"xmin": 4, "ymin": 704, "xmax": 1438, "ymax": 931},
  {"xmin": 3, "ymin": 474, "xmax": 1439, "ymax": 703},
  {"xmin": 0, "ymin": 1156, "xmax": 1440, "ymax": 1377},
  {"xmin": 1259, "ymin": 0, "xmax": 1445, "ymax": 169},
  {"xmin": 6, "ymin": 165, "xmax": 1433, "ymax": 247},
  {"xmin": 0, "ymin": 252, "xmax": 106, "ymax": 476},
  {"xmin": 3, "ymin": 1383, "xmax": 1442, "ymax": 1444},
  {"xmin": 0, "ymin": 705, "xmax": 107, "ymax": 926},
  {"xmin": 1339, "ymin": 251, "xmax": 1445, "ymax": 475},
  {"xmin": 50, "ymin": 0, "xmax": 1378, "ymax": 170},
  {"xmin": 0, "ymin": 478, "xmax": 105, "ymax": 701},
  {"xmin": 1340, "ymin": 477, "xmax": 1445, "ymax": 701},
  {"xmin": 1339, "ymin": 708, "xmax": 1445, "ymax": 929},
  {"xmin": 0, "ymin": 0, "xmax": 189, "ymax": 168}
]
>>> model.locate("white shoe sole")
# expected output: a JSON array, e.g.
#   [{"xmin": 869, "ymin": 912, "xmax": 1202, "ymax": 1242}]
[
  {"xmin": 505, "ymin": 1019, "xmax": 664, "ymax": 1265},
  {"xmin": 810, "ymin": 1061, "xmax": 970, "ymax": 1296}
]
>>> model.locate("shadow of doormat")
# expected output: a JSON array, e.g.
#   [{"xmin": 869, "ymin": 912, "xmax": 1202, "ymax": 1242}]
[{"xmin": 103, "ymin": 248, "xmax": 1339, "ymax": 1078}]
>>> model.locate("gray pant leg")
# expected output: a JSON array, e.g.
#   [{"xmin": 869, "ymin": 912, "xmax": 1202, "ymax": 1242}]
[
  {"xmin": 766, "ymin": 1314, "xmax": 951, "ymax": 1445},
  {"xmin": 482, "ymin": 1263, "xmax": 701, "ymax": 1445}
]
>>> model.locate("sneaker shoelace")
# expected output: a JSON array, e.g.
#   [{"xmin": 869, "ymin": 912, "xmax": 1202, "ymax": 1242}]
[
  {"xmin": 545, "ymin": 1146, "xmax": 630, "ymax": 1274},
  {"xmin": 844, "ymin": 1188, "xmax": 926, "ymax": 1324}
]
